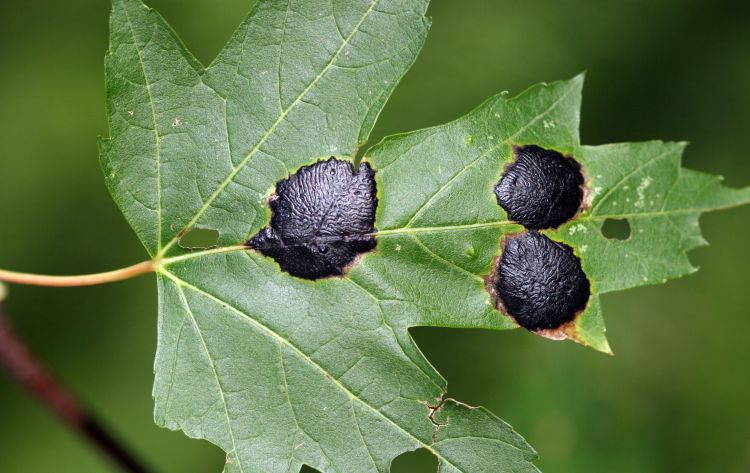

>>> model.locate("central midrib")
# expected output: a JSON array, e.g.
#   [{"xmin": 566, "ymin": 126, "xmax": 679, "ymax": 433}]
[{"xmin": 159, "ymin": 203, "xmax": 733, "ymax": 268}]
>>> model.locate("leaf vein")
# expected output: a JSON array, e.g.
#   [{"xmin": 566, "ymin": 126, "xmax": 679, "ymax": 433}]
[
  {"xmin": 162, "ymin": 271, "xmax": 468, "ymax": 472},
  {"xmin": 174, "ymin": 283, "xmax": 246, "ymax": 473},
  {"xmin": 122, "ymin": 1, "xmax": 164, "ymax": 254}
]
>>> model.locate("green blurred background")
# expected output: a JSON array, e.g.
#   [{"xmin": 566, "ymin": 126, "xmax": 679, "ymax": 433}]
[{"xmin": 1, "ymin": 0, "xmax": 748, "ymax": 471}]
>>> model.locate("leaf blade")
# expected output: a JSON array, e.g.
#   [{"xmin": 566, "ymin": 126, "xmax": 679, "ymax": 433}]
[{"xmin": 101, "ymin": 0, "xmax": 750, "ymax": 470}]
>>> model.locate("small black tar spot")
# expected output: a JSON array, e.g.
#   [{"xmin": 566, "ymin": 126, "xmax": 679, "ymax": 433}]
[
  {"xmin": 492, "ymin": 231, "xmax": 590, "ymax": 331},
  {"xmin": 247, "ymin": 157, "xmax": 377, "ymax": 280},
  {"xmin": 494, "ymin": 145, "xmax": 585, "ymax": 229}
]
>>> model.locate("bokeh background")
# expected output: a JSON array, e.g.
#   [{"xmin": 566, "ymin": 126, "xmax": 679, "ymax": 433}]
[{"xmin": 1, "ymin": 0, "xmax": 749, "ymax": 471}]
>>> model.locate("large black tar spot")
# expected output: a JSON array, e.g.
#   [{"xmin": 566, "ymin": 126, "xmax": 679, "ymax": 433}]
[
  {"xmin": 494, "ymin": 145, "xmax": 585, "ymax": 229},
  {"xmin": 247, "ymin": 157, "xmax": 377, "ymax": 280},
  {"xmin": 493, "ymin": 231, "xmax": 590, "ymax": 331}
]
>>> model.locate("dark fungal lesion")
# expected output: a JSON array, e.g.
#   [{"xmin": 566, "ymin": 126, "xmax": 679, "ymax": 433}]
[
  {"xmin": 488, "ymin": 231, "xmax": 591, "ymax": 331},
  {"xmin": 488, "ymin": 144, "xmax": 592, "ymax": 333},
  {"xmin": 247, "ymin": 157, "xmax": 377, "ymax": 280},
  {"xmin": 494, "ymin": 145, "xmax": 585, "ymax": 230}
]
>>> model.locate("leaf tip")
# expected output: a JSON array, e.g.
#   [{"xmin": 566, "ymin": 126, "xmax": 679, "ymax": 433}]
[
  {"xmin": 593, "ymin": 338, "xmax": 614, "ymax": 355},
  {"xmin": 569, "ymin": 71, "xmax": 586, "ymax": 91},
  {"xmin": 567, "ymin": 326, "xmax": 613, "ymax": 354}
]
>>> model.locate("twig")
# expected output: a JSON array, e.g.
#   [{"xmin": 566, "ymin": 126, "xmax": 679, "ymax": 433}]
[{"xmin": 0, "ymin": 294, "xmax": 153, "ymax": 473}]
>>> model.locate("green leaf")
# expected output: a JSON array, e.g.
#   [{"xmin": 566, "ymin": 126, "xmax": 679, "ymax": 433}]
[{"xmin": 100, "ymin": 0, "xmax": 750, "ymax": 471}]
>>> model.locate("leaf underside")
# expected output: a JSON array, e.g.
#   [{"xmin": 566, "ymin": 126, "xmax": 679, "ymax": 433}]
[{"xmin": 100, "ymin": 0, "xmax": 750, "ymax": 471}]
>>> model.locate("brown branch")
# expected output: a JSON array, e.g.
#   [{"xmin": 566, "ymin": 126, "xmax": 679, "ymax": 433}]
[{"xmin": 0, "ymin": 299, "xmax": 153, "ymax": 473}]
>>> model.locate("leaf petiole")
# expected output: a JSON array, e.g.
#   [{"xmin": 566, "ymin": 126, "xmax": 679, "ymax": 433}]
[{"xmin": 0, "ymin": 261, "xmax": 154, "ymax": 287}]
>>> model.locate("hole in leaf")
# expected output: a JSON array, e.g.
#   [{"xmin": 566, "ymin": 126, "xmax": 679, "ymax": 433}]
[
  {"xmin": 247, "ymin": 157, "xmax": 377, "ymax": 280},
  {"xmin": 178, "ymin": 227, "xmax": 219, "ymax": 249},
  {"xmin": 391, "ymin": 448, "xmax": 438, "ymax": 472},
  {"xmin": 494, "ymin": 145, "xmax": 585, "ymax": 229},
  {"xmin": 300, "ymin": 466, "xmax": 321, "ymax": 473},
  {"xmin": 489, "ymin": 231, "xmax": 591, "ymax": 331},
  {"xmin": 601, "ymin": 218, "xmax": 631, "ymax": 240}
]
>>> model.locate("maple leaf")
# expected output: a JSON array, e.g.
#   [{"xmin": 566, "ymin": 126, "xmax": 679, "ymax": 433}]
[{"xmin": 99, "ymin": 0, "xmax": 750, "ymax": 471}]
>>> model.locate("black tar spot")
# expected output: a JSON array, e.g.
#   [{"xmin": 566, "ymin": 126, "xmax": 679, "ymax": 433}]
[
  {"xmin": 493, "ymin": 231, "xmax": 590, "ymax": 330},
  {"xmin": 494, "ymin": 145, "xmax": 585, "ymax": 229},
  {"xmin": 247, "ymin": 157, "xmax": 377, "ymax": 280}
]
